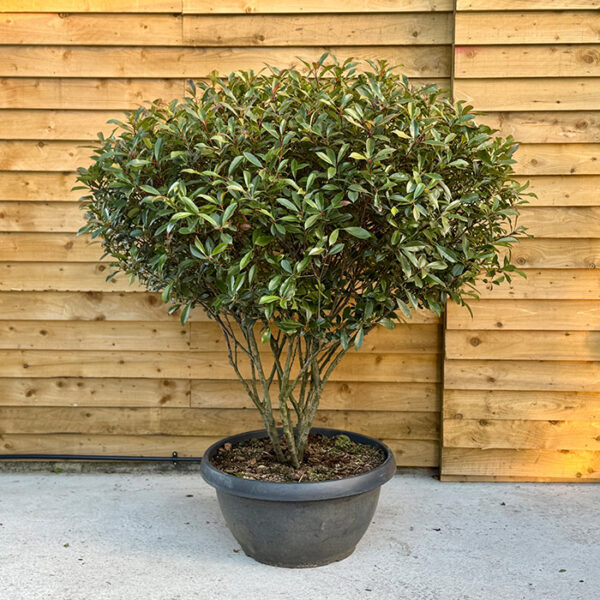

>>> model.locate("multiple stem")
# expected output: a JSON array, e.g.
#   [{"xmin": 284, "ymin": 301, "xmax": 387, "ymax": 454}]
[{"xmin": 213, "ymin": 312, "xmax": 358, "ymax": 468}]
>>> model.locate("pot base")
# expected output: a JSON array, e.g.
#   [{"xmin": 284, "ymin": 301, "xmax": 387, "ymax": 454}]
[{"xmin": 217, "ymin": 487, "xmax": 380, "ymax": 568}]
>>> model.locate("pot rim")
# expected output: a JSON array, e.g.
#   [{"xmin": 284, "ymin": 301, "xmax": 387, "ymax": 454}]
[{"xmin": 199, "ymin": 427, "xmax": 396, "ymax": 502}]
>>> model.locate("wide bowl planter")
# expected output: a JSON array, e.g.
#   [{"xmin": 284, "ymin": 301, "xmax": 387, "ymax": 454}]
[{"xmin": 200, "ymin": 427, "xmax": 396, "ymax": 568}]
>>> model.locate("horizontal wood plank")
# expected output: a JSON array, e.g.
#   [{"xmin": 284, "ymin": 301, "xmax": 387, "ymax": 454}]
[
  {"xmin": 518, "ymin": 206, "xmax": 600, "ymax": 238},
  {"xmin": 0, "ymin": 13, "xmax": 183, "ymax": 46},
  {"xmin": 0, "ymin": 350, "xmax": 440, "ymax": 382},
  {"xmin": 457, "ymin": 1, "xmax": 599, "ymax": 8},
  {"xmin": 0, "ymin": 262, "xmax": 141, "ymax": 292},
  {"xmin": 192, "ymin": 380, "xmax": 440, "ymax": 412},
  {"xmin": 0, "ymin": 78, "xmax": 184, "ymax": 110},
  {"xmin": 0, "ymin": 233, "xmax": 102, "ymax": 262},
  {"xmin": 508, "ymin": 238, "xmax": 600, "ymax": 269},
  {"xmin": 0, "ymin": 141, "xmax": 93, "ymax": 171},
  {"xmin": 443, "ymin": 418, "xmax": 600, "ymax": 451},
  {"xmin": 0, "ymin": 320, "xmax": 191, "ymax": 351},
  {"xmin": 0, "ymin": 406, "xmax": 440, "ymax": 439},
  {"xmin": 447, "ymin": 299, "xmax": 600, "ymax": 331},
  {"xmin": 183, "ymin": 13, "xmax": 452, "ymax": 46},
  {"xmin": 445, "ymin": 359, "xmax": 600, "ymax": 392},
  {"xmin": 0, "ymin": 110, "xmax": 120, "ymax": 140},
  {"xmin": 456, "ymin": 11, "xmax": 600, "ymax": 45},
  {"xmin": 191, "ymin": 321, "xmax": 440, "ymax": 354},
  {"xmin": 0, "ymin": 46, "xmax": 451, "ymax": 78},
  {"xmin": 442, "ymin": 448, "xmax": 600, "ymax": 480},
  {"xmin": 455, "ymin": 45, "xmax": 600, "ymax": 79},
  {"xmin": 0, "ymin": 172, "xmax": 79, "ymax": 201},
  {"xmin": 446, "ymin": 330, "xmax": 600, "ymax": 361},
  {"xmin": 0, "ymin": 1, "xmax": 181, "ymax": 11},
  {"xmin": 0, "ymin": 202, "xmax": 83, "ymax": 232},
  {"xmin": 455, "ymin": 78, "xmax": 600, "ymax": 112},
  {"xmin": 521, "ymin": 175, "xmax": 600, "ymax": 207},
  {"xmin": 474, "ymin": 270, "xmax": 600, "ymax": 300},
  {"xmin": 0, "ymin": 291, "xmax": 199, "ymax": 321},
  {"xmin": 444, "ymin": 389, "xmax": 600, "ymax": 421},
  {"xmin": 183, "ymin": 0, "xmax": 453, "ymax": 13},
  {"xmin": 0, "ymin": 377, "xmax": 189, "ymax": 407},
  {"xmin": 479, "ymin": 111, "xmax": 600, "ymax": 144},
  {"xmin": 513, "ymin": 144, "xmax": 600, "ymax": 176}
]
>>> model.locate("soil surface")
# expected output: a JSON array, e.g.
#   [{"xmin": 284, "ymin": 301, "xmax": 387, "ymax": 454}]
[{"xmin": 210, "ymin": 433, "xmax": 385, "ymax": 482}]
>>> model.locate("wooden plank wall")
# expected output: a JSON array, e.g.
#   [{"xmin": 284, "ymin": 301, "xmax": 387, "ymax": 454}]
[
  {"xmin": 0, "ymin": 1, "xmax": 454, "ymax": 466},
  {"xmin": 442, "ymin": 1, "xmax": 600, "ymax": 481}
]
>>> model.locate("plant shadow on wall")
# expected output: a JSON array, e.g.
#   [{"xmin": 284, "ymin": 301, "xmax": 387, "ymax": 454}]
[{"xmin": 75, "ymin": 54, "xmax": 532, "ymax": 567}]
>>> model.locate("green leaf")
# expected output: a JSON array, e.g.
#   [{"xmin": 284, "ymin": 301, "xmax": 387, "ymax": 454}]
[
  {"xmin": 259, "ymin": 295, "xmax": 279, "ymax": 304},
  {"xmin": 396, "ymin": 299, "xmax": 412, "ymax": 319},
  {"xmin": 228, "ymin": 155, "xmax": 244, "ymax": 175},
  {"xmin": 140, "ymin": 184, "xmax": 160, "ymax": 195},
  {"xmin": 354, "ymin": 328, "xmax": 364, "ymax": 350},
  {"xmin": 180, "ymin": 303, "xmax": 192, "ymax": 324},
  {"xmin": 316, "ymin": 151, "xmax": 335, "ymax": 166},
  {"xmin": 239, "ymin": 250, "xmax": 253, "ymax": 270},
  {"xmin": 243, "ymin": 152, "xmax": 263, "ymax": 168},
  {"xmin": 344, "ymin": 227, "xmax": 371, "ymax": 239}
]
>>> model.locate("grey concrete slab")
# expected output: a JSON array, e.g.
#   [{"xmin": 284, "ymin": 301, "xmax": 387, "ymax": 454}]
[{"xmin": 0, "ymin": 469, "xmax": 598, "ymax": 600}]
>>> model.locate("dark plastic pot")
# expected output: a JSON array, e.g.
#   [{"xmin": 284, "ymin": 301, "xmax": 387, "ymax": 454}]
[{"xmin": 200, "ymin": 427, "xmax": 396, "ymax": 568}]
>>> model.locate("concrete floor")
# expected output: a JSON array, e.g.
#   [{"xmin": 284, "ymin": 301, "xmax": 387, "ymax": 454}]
[{"xmin": 0, "ymin": 468, "xmax": 598, "ymax": 600}]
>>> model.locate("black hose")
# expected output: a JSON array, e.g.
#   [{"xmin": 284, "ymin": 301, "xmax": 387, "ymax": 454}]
[{"xmin": 0, "ymin": 451, "xmax": 201, "ymax": 464}]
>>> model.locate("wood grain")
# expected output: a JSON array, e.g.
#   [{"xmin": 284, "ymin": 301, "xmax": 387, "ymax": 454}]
[
  {"xmin": 479, "ymin": 111, "xmax": 600, "ymax": 144},
  {"xmin": 474, "ymin": 269, "xmax": 600, "ymax": 300},
  {"xmin": 0, "ymin": 110, "xmax": 120, "ymax": 140},
  {"xmin": 508, "ymin": 238, "xmax": 600, "ymax": 269},
  {"xmin": 445, "ymin": 360, "xmax": 600, "ymax": 392},
  {"xmin": 0, "ymin": 172, "xmax": 79, "ymax": 201},
  {"xmin": 0, "ymin": 406, "xmax": 440, "ymax": 439},
  {"xmin": 443, "ymin": 418, "xmax": 600, "ymax": 451},
  {"xmin": 522, "ymin": 175, "xmax": 600, "ymax": 207},
  {"xmin": 444, "ymin": 389, "xmax": 600, "ymax": 421},
  {"xmin": 446, "ymin": 330, "xmax": 600, "ymax": 361},
  {"xmin": 455, "ymin": 45, "xmax": 600, "ymax": 78},
  {"xmin": 455, "ymin": 78, "xmax": 600, "ymax": 112},
  {"xmin": 457, "ymin": 0, "xmax": 599, "ymax": 9},
  {"xmin": 0, "ymin": 13, "xmax": 183, "ymax": 46},
  {"xmin": 447, "ymin": 299, "xmax": 600, "ymax": 331},
  {"xmin": 442, "ymin": 448, "xmax": 599, "ymax": 480},
  {"xmin": 0, "ymin": 1, "xmax": 181, "ymax": 11},
  {"xmin": 0, "ymin": 320, "xmax": 191, "ymax": 351},
  {"xmin": 183, "ymin": 0, "xmax": 453, "ymax": 13},
  {"xmin": 456, "ymin": 11, "xmax": 600, "ymax": 45},
  {"xmin": 0, "ymin": 377, "xmax": 190, "ymax": 408},
  {"xmin": 513, "ymin": 144, "xmax": 600, "ymax": 176},
  {"xmin": 0, "ymin": 202, "xmax": 83, "ymax": 232},
  {"xmin": 183, "ymin": 13, "xmax": 452, "ymax": 46},
  {"xmin": 0, "ymin": 78, "xmax": 184, "ymax": 110},
  {"xmin": 192, "ymin": 379, "xmax": 440, "ymax": 412},
  {"xmin": 190, "ymin": 321, "xmax": 440, "ymax": 354},
  {"xmin": 0, "ymin": 233, "xmax": 102, "ymax": 262},
  {"xmin": 0, "ymin": 46, "xmax": 451, "ymax": 79},
  {"xmin": 0, "ymin": 350, "xmax": 440, "ymax": 382}
]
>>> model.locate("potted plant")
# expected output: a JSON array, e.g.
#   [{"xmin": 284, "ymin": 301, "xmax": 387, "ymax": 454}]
[{"xmin": 77, "ymin": 55, "xmax": 527, "ymax": 568}]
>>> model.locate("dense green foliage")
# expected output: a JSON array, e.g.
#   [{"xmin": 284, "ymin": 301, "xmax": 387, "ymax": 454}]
[{"xmin": 77, "ymin": 56, "xmax": 528, "ymax": 465}]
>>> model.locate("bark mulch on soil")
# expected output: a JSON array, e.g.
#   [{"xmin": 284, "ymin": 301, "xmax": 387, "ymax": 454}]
[{"xmin": 210, "ymin": 433, "xmax": 385, "ymax": 483}]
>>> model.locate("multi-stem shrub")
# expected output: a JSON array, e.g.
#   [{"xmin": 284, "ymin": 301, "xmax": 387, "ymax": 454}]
[{"xmin": 77, "ymin": 55, "xmax": 528, "ymax": 467}]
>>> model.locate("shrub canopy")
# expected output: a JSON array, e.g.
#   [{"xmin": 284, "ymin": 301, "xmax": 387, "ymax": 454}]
[{"xmin": 78, "ymin": 57, "xmax": 526, "ymax": 348}]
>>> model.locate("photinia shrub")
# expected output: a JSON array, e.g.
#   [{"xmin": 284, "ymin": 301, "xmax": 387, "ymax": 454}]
[{"xmin": 77, "ymin": 55, "xmax": 529, "ymax": 467}]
